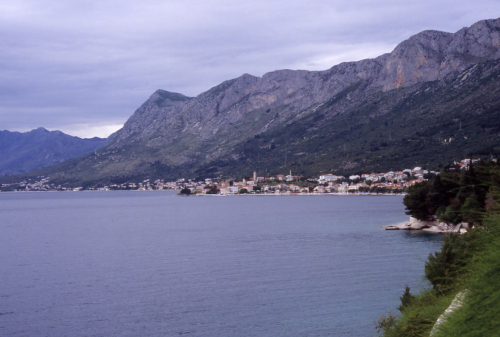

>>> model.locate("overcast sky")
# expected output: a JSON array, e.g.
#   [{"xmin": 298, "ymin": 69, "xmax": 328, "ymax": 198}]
[{"xmin": 1, "ymin": 1, "xmax": 499, "ymax": 138}]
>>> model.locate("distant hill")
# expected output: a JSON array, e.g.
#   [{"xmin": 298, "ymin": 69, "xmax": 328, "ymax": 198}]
[
  {"xmin": 0, "ymin": 128, "xmax": 108, "ymax": 176},
  {"xmin": 3, "ymin": 17, "xmax": 500, "ymax": 186}
]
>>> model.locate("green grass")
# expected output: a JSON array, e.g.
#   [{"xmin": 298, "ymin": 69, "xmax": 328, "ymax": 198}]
[
  {"xmin": 432, "ymin": 216, "xmax": 500, "ymax": 337},
  {"xmin": 378, "ymin": 214, "xmax": 500, "ymax": 337},
  {"xmin": 377, "ymin": 290, "xmax": 455, "ymax": 337}
]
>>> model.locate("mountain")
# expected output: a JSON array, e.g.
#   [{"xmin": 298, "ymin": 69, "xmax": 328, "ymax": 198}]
[
  {"xmin": 6, "ymin": 18, "xmax": 500, "ymax": 186},
  {"xmin": 0, "ymin": 128, "xmax": 108, "ymax": 176}
]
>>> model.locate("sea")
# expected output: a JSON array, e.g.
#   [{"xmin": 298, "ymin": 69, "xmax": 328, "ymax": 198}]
[{"xmin": 0, "ymin": 191, "xmax": 443, "ymax": 336}]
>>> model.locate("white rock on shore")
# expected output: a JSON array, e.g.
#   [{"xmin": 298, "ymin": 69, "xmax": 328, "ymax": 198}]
[
  {"xmin": 430, "ymin": 290, "xmax": 468, "ymax": 336},
  {"xmin": 385, "ymin": 217, "xmax": 468, "ymax": 234}
]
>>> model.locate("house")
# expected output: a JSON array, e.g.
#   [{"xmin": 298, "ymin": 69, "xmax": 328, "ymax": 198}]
[
  {"xmin": 318, "ymin": 174, "xmax": 343, "ymax": 183},
  {"xmin": 314, "ymin": 186, "xmax": 326, "ymax": 193}
]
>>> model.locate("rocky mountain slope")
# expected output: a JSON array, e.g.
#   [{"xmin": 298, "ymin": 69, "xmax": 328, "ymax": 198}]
[
  {"xmin": 0, "ymin": 128, "xmax": 108, "ymax": 176},
  {"xmin": 7, "ymin": 17, "xmax": 500, "ymax": 186}
]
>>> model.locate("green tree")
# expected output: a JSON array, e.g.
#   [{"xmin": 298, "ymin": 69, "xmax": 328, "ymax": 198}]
[
  {"xmin": 179, "ymin": 188, "xmax": 191, "ymax": 195},
  {"xmin": 403, "ymin": 182, "xmax": 433, "ymax": 220},
  {"xmin": 460, "ymin": 193, "xmax": 484, "ymax": 225},
  {"xmin": 204, "ymin": 185, "xmax": 219, "ymax": 194},
  {"xmin": 397, "ymin": 285, "xmax": 415, "ymax": 313}
]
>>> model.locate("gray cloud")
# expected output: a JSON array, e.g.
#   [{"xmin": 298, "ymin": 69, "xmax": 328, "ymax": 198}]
[{"xmin": 1, "ymin": 0, "xmax": 499, "ymax": 137}]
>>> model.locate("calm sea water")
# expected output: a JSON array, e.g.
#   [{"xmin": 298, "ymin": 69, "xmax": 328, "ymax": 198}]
[{"xmin": 0, "ymin": 191, "xmax": 443, "ymax": 336}]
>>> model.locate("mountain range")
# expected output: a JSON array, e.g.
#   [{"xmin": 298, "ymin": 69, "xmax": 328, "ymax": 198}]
[
  {"xmin": 0, "ymin": 128, "xmax": 108, "ymax": 177},
  {"xmin": 2, "ymin": 17, "xmax": 500, "ymax": 186}
]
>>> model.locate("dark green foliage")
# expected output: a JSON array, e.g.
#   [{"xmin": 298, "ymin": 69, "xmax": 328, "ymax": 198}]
[
  {"xmin": 460, "ymin": 193, "xmax": 484, "ymax": 224},
  {"xmin": 426, "ymin": 173, "xmax": 461, "ymax": 215},
  {"xmin": 424, "ymin": 232, "xmax": 480, "ymax": 293},
  {"xmin": 380, "ymin": 161, "xmax": 500, "ymax": 337},
  {"xmin": 377, "ymin": 290, "xmax": 454, "ymax": 337},
  {"xmin": 436, "ymin": 203, "xmax": 462, "ymax": 224},
  {"xmin": 375, "ymin": 312, "xmax": 396, "ymax": 334},
  {"xmin": 404, "ymin": 182, "xmax": 433, "ymax": 220},
  {"xmin": 204, "ymin": 185, "xmax": 219, "ymax": 194},
  {"xmin": 398, "ymin": 286, "xmax": 415, "ymax": 313},
  {"xmin": 432, "ymin": 216, "xmax": 500, "ymax": 337},
  {"xmin": 403, "ymin": 161, "xmax": 500, "ymax": 224},
  {"xmin": 179, "ymin": 188, "xmax": 191, "ymax": 195}
]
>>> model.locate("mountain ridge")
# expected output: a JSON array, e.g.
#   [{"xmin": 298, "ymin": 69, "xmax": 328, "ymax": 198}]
[
  {"xmin": 113, "ymin": 18, "xmax": 500, "ymax": 149},
  {"xmin": 3, "ymin": 17, "xmax": 500, "ymax": 185},
  {"xmin": 0, "ymin": 128, "xmax": 108, "ymax": 176}
]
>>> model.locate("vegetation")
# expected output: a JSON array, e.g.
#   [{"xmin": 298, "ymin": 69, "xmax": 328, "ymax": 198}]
[
  {"xmin": 403, "ymin": 161, "xmax": 497, "ymax": 224},
  {"xmin": 432, "ymin": 218, "xmax": 500, "ymax": 336},
  {"xmin": 178, "ymin": 188, "xmax": 191, "ymax": 196},
  {"xmin": 376, "ymin": 160, "xmax": 500, "ymax": 336}
]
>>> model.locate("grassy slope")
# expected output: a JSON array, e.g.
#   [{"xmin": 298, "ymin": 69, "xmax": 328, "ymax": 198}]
[
  {"xmin": 432, "ymin": 215, "xmax": 500, "ymax": 337},
  {"xmin": 378, "ymin": 210, "xmax": 500, "ymax": 336}
]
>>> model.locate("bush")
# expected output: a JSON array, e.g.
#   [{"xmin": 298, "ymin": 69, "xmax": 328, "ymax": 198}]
[
  {"xmin": 377, "ymin": 290, "xmax": 454, "ymax": 337},
  {"xmin": 179, "ymin": 188, "xmax": 191, "ymax": 195},
  {"xmin": 432, "ymin": 216, "xmax": 500, "ymax": 337},
  {"xmin": 404, "ymin": 181, "xmax": 433, "ymax": 220},
  {"xmin": 398, "ymin": 286, "xmax": 415, "ymax": 313}
]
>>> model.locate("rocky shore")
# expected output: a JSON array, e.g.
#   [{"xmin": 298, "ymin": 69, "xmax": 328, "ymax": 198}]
[{"xmin": 385, "ymin": 216, "xmax": 468, "ymax": 234}]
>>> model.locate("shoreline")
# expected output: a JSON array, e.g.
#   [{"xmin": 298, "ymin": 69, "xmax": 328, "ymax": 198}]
[
  {"xmin": 384, "ymin": 217, "xmax": 468, "ymax": 234},
  {"xmin": 184, "ymin": 192, "xmax": 406, "ymax": 197}
]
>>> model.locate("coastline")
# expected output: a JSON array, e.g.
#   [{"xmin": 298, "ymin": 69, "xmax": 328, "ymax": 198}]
[
  {"xmin": 186, "ymin": 192, "xmax": 406, "ymax": 197},
  {"xmin": 384, "ymin": 216, "xmax": 468, "ymax": 234}
]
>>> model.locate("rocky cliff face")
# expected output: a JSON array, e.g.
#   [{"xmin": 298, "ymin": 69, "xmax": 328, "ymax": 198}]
[
  {"xmin": 111, "ymin": 18, "xmax": 500, "ymax": 152},
  {"xmin": 377, "ymin": 19, "xmax": 500, "ymax": 90},
  {"xmin": 13, "ymin": 18, "xmax": 500, "ymax": 184}
]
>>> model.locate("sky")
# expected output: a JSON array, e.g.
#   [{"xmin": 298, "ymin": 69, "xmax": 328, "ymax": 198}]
[{"xmin": 1, "ymin": 1, "xmax": 500, "ymax": 138}]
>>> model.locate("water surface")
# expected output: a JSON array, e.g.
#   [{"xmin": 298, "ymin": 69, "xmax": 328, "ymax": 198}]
[{"xmin": 0, "ymin": 192, "xmax": 443, "ymax": 336}]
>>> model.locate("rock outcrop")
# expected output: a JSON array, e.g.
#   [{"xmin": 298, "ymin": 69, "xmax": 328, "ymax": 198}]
[{"xmin": 386, "ymin": 217, "xmax": 469, "ymax": 234}]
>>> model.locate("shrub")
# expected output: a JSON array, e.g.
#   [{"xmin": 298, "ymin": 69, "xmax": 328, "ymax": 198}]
[{"xmin": 179, "ymin": 188, "xmax": 191, "ymax": 195}]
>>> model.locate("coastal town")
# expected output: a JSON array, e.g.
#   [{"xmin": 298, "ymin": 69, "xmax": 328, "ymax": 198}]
[{"xmin": 1, "ymin": 159, "xmax": 483, "ymax": 194}]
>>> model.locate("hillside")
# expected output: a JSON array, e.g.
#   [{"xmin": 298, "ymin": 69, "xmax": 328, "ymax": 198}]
[
  {"xmin": 0, "ymin": 128, "xmax": 108, "ymax": 176},
  {"xmin": 377, "ymin": 161, "xmax": 500, "ymax": 336},
  {"xmin": 3, "ymin": 18, "xmax": 500, "ymax": 186}
]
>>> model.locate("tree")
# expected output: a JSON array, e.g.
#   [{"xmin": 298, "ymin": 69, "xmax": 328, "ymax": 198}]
[
  {"xmin": 397, "ymin": 286, "xmax": 415, "ymax": 313},
  {"xmin": 204, "ymin": 185, "xmax": 219, "ymax": 194},
  {"xmin": 436, "ymin": 203, "xmax": 461, "ymax": 224},
  {"xmin": 375, "ymin": 312, "xmax": 396, "ymax": 334},
  {"xmin": 424, "ymin": 232, "xmax": 479, "ymax": 293},
  {"xmin": 426, "ymin": 173, "xmax": 460, "ymax": 216},
  {"xmin": 179, "ymin": 188, "xmax": 191, "ymax": 195},
  {"xmin": 403, "ymin": 181, "xmax": 432, "ymax": 220},
  {"xmin": 460, "ymin": 193, "xmax": 484, "ymax": 225}
]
